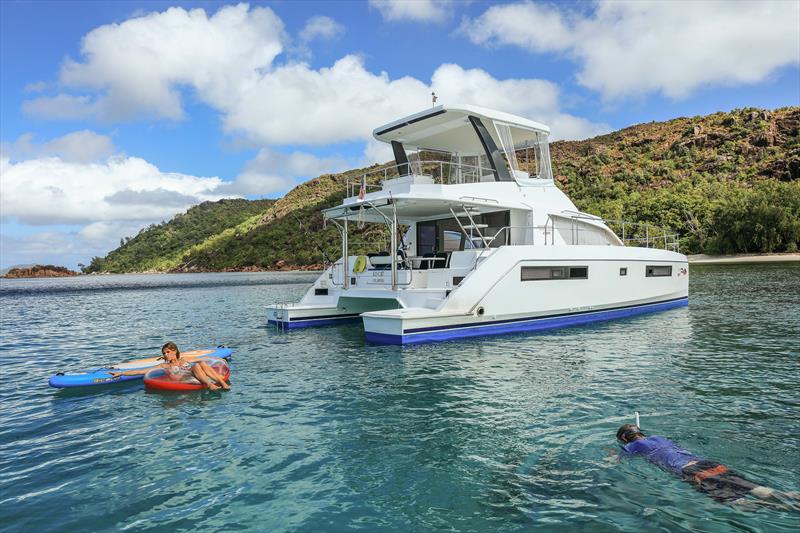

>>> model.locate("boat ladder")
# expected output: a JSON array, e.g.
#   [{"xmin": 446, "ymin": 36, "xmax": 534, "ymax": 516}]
[
  {"xmin": 272, "ymin": 302, "xmax": 291, "ymax": 332},
  {"xmin": 450, "ymin": 206, "xmax": 491, "ymax": 248}
]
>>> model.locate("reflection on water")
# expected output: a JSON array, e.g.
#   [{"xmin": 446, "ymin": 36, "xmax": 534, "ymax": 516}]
[{"xmin": 0, "ymin": 267, "xmax": 798, "ymax": 532}]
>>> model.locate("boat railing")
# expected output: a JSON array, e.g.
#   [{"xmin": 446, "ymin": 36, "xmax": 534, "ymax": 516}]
[
  {"xmin": 558, "ymin": 211, "xmax": 680, "ymax": 252},
  {"xmin": 347, "ymin": 159, "xmax": 501, "ymax": 197}
]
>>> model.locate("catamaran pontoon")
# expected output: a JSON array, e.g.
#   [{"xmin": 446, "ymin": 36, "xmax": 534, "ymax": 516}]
[{"xmin": 266, "ymin": 104, "xmax": 688, "ymax": 344}]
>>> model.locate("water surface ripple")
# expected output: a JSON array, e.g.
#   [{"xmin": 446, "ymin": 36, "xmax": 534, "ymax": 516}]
[{"xmin": 1, "ymin": 267, "xmax": 798, "ymax": 532}]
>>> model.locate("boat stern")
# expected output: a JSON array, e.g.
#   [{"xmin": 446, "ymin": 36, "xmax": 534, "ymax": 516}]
[{"xmin": 266, "ymin": 303, "xmax": 362, "ymax": 329}]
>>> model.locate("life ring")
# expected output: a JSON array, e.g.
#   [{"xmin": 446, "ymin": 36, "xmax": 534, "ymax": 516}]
[{"xmin": 353, "ymin": 255, "xmax": 367, "ymax": 273}]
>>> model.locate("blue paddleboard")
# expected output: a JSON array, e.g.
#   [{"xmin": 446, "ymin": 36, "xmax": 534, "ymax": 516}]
[{"xmin": 48, "ymin": 347, "xmax": 233, "ymax": 388}]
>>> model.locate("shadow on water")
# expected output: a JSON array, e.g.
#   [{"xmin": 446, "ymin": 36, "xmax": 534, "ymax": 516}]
[
  {"xmin": 145, "ymin": 388, "xmax": 228, "ymax": 409},
  {"xmin": 51, "ymin": 380, "xmax": 144, "ymax": 400}
]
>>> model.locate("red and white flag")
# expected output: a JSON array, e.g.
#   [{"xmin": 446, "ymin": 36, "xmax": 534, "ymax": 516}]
[{"xmin": 358, "ymin": 175, "xmax": 366, "ymax": 200}]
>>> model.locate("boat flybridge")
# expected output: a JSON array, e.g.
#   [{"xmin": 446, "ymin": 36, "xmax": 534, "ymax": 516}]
[{"xmin": 266, "ymin": 104, "xmax": 688, "ymax": 344}]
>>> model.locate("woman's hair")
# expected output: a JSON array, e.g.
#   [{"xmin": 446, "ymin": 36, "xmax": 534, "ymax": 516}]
[
  {"xmin": 161, "ymin": 342, "xmax": 180, "ymax": 358},
  {"xmin": 617, "ymin": 424, "xmax": 645, "ymax": 443}
]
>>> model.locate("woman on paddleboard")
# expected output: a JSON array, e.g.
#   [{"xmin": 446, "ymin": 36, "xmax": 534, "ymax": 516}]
[{"xmin": 112, "ymin": 342, "xmax": 230, "ymax": 390}]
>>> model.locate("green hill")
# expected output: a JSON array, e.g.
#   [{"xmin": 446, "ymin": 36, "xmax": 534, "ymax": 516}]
[
  {"xmin": 86, "ymin": 106, "xmax": 800, "ymax": 273},
  {"xmin": 84, "ymin": 198, "xmax": 275, "ymax": 273}
]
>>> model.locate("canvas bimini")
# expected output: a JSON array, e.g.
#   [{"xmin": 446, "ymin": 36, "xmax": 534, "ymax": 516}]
[{"xmin": 266, "ymin": 104, "xmax": 688, "ymax": 344}]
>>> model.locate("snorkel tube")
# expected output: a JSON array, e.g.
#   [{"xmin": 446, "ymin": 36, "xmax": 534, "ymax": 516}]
[{"xmin": 616, "ymin": 412, "xmax": 643, "ymax": 447}]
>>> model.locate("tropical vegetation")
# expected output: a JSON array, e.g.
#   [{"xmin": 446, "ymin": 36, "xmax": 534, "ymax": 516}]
[{"xmin": 85, "ymin": 106, "xmax": 800, "ymax": 273}]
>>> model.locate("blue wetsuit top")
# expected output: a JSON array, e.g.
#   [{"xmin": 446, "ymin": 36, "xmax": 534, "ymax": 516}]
[{"xmin": 620, "ymin": 436, "xmax": 702, "ymax": 474}]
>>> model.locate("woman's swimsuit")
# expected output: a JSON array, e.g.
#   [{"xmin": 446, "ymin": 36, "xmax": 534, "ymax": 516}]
[{"xmin": 165, "ymin": 361, "xmax": 193, "ymax": 379}]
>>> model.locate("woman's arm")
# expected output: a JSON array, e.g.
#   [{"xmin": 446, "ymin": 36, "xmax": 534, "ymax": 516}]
[{"xmin": 110, "ymin": 365, "xmax": 163, "ymax": 378}]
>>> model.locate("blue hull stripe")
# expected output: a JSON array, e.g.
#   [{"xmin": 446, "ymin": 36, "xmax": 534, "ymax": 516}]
[
  {"xmin": 365, "ymin": 297, "xmax": 688, "ymax": 345},
  {"xmin": 267, "ymin": 315, "xmax": 361, "ymax": 329}
]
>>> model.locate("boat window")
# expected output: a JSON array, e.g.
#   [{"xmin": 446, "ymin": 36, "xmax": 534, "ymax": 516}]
[
  {"xmin": 417, "ymin": 222, "xmax": 436, "ymax": 255},
  {"xmin": 492, "ymin": 124, "xmax": 551, "ymax": 180},
  {"xmin": 417, "ymin": 211, "xmax": 510, "ymax": 253},
  {"xmin": 646, "ymin": 265, "xmax": 672, "ymax": 277},
  {"xmin": 620, "ymin": 267, "xmax": 628, "ymax": 276},
  {"xmin": 569, "ymin": 266, "xmax": 588, "ymax": 279},
  {"xmin": 521, "ymin": 266, "xmax": 589, "ymax": 281},
  {"xmin": 442, "ymin": 230, "xmax": 462, "ymax": 252}
]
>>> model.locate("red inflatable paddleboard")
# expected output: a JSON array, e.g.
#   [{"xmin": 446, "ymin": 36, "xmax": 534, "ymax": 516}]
[{"xmin": 143, "ymin": 356, "xmax": 230, "ymax": 391}]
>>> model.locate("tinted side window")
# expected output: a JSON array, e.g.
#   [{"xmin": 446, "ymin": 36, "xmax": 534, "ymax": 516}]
[
  {"xmin": 646, "ymin": 265, "xmax": 672, "ymax": 277},
  {"xmin": 521, "ymin": 266, "xmax": 588, "ymax": 281}
]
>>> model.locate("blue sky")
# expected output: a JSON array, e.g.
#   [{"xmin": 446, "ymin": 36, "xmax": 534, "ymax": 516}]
[{"xmin": 1, "ymin": 0, "xmax": 798, "ymax": 269}]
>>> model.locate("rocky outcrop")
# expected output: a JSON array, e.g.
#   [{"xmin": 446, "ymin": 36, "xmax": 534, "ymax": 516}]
[{"xmin": 2, "ymin": 265, "xmax": 80, "ymax": 278}]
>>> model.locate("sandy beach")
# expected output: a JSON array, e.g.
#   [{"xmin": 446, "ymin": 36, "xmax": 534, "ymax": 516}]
[{"xmin": 688, "ymin": 253, "xmax": 800, "ymax": 264}]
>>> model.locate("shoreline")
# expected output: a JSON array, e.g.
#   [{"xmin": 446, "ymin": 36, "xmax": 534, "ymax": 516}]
[
  {"xmin": 4, "ymin": 253, "xmax": 798, "ymax": 279},
  {"xmin": 688, "ymin": 253, "xmax": 800, "ymax": 264},
  {"xmin": 0, "ymin": 269, "xmax": 324, "ymax": 280}
]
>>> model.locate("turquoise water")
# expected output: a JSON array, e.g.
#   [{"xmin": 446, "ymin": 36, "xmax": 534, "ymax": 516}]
[{"xmin": 1, "ymin": 267, "xmax": 798, "ymax": 532}]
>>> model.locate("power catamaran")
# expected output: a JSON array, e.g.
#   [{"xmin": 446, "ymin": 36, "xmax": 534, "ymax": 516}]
[{"xmin": 266, "ymin": 104, "xmax": 688, "ymax": 344}]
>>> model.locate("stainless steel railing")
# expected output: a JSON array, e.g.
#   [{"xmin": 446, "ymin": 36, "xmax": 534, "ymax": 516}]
[
  {"xmin": 346, "ymin": 160, "xmax": 500, "ymax": 197},
  {"xmin": 558, "ymin": 211, "xmax": 680, "ymax": 252}
]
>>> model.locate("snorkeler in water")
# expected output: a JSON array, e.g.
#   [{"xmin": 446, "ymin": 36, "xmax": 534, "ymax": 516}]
[
  {"xmin": 616, "ymin": 424, "xmax": 799, "ymax": 509},
  {"xmin": 111, "ymin": 342, "xmax": 230, "ymax": 390}
]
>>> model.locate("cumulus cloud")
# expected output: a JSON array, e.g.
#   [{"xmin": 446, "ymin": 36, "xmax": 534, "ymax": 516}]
[
  {"xmin": 22, "ymin": 3, "xmax": 604, "ymax": 144},
  {"xmin": 23, "ymin": 81, "xmax": 48, "ymax": 93},
  {"xmin": 220, "ymin": 148, "xmax": 351, "ymax": 195},
  {"xmin": 0, "ymin": 155, "xmax": 227, "ymax": 226},
  {"xmin": 23, "ymin": 94, "xmax": 101, "ymax": 120},
  {"xmin": 26, "ymin": 4, "xmax": 285, "ymax": 122},
  {"xmin": 226, "ymin": 57, "xmax": 606, "ymax": 143},
  {"xmin": 0, "ymin": 222, "xmax": 150, "ymax": 269},
  {"xmin": 223, "ymin": 54, "xmax": 429, "ymax": 144},
  {"xmin": 369, "ymin": 0, "xmax": 454, "ymax": 23},
  {"xmin": 362, "ymin": 137, "xmax": 395, "ymax": 165},
  {"xmin": 460, "ymin": 0, "xmax": 800, "ymax": 99},
  {"xmin": 299, "ymin": 15, "xmax": 344, "ymax": 42},
  {"xmin": 2, "ymin": 130, "xmax": 115, "ymax": 164}
]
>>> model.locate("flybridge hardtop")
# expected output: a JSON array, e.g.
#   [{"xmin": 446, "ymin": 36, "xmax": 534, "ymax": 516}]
[
  {"xmin": 373, "ymin": 104, "xmax": 550, "ymax": 149},
  {"xmin": 266, "ymin": 104, "xmax": 688, "ymax": 344},
  {"xmin": 371, "ymin": 103, "xmax": 554, "ymax": 184}
]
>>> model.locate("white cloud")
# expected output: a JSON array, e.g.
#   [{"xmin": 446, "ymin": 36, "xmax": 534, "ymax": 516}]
[
  {"xmin": 220, "ymin": 148, "xmax": 351, "ymax": 195},
  {"xmin": 44, "ymin": 131, "xmax": 116, "ymax": 163},
  {"xmin": 458, "ymin": 1, "xmax": 573, "ymax": 53},
  {"xmin": 460, "ymin": 0, "xmax": 800, "ymax": 99},
  {"xmin": 22, "ymin": 3, "xmax": 605, "ymax": 146},
  {"xmin": 369, "ymin": 0, "xmax": 454, "ymax": 23},
  {"xmin": 299, "ymin": 15, "xmax": 344, "ymax": 42},
  {"xmin": 362, "ymin": 137, "xmax": 394, "ymax": 165},
  {"xmin": 23, "ymin": 81, "xmax": 48, "ymax": 93},
  {"xmin": 226, "ymin": 57, "xmax": 605, "ymax": 144},
  {"xmin": 23, "ymin": 94, "xmax": 101, "ymax": 120},
  {"xmin": 2, "ymin": 130, "xmax": 115, "ymax": 164},
  {"xmin": 0, "ymin": 155, "xmax": 227, "ymax": 226},
  {"xmin": 0, "ymin": 231, "xmax": 84, "ymax": 269},
  {"xmin": 26, "ymin": 4, "xmax": 285, "ymax": 122},
  {"xmin": 223, "ymin": 54, "xmax": 430, "ymax": 145},
  {"xmin": 0, "ymin": 223, "xmax": 149, "ymax": 269}
]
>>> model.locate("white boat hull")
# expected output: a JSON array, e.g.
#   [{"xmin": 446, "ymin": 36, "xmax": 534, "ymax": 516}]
[{"xmin": 361, "ymin": 245, "xmax": 688, "ymax": 343}]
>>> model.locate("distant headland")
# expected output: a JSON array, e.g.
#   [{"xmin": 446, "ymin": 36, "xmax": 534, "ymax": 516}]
[{"xmin": 1, "ymin": 265, "xmax": 80, "ymax": 279}]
